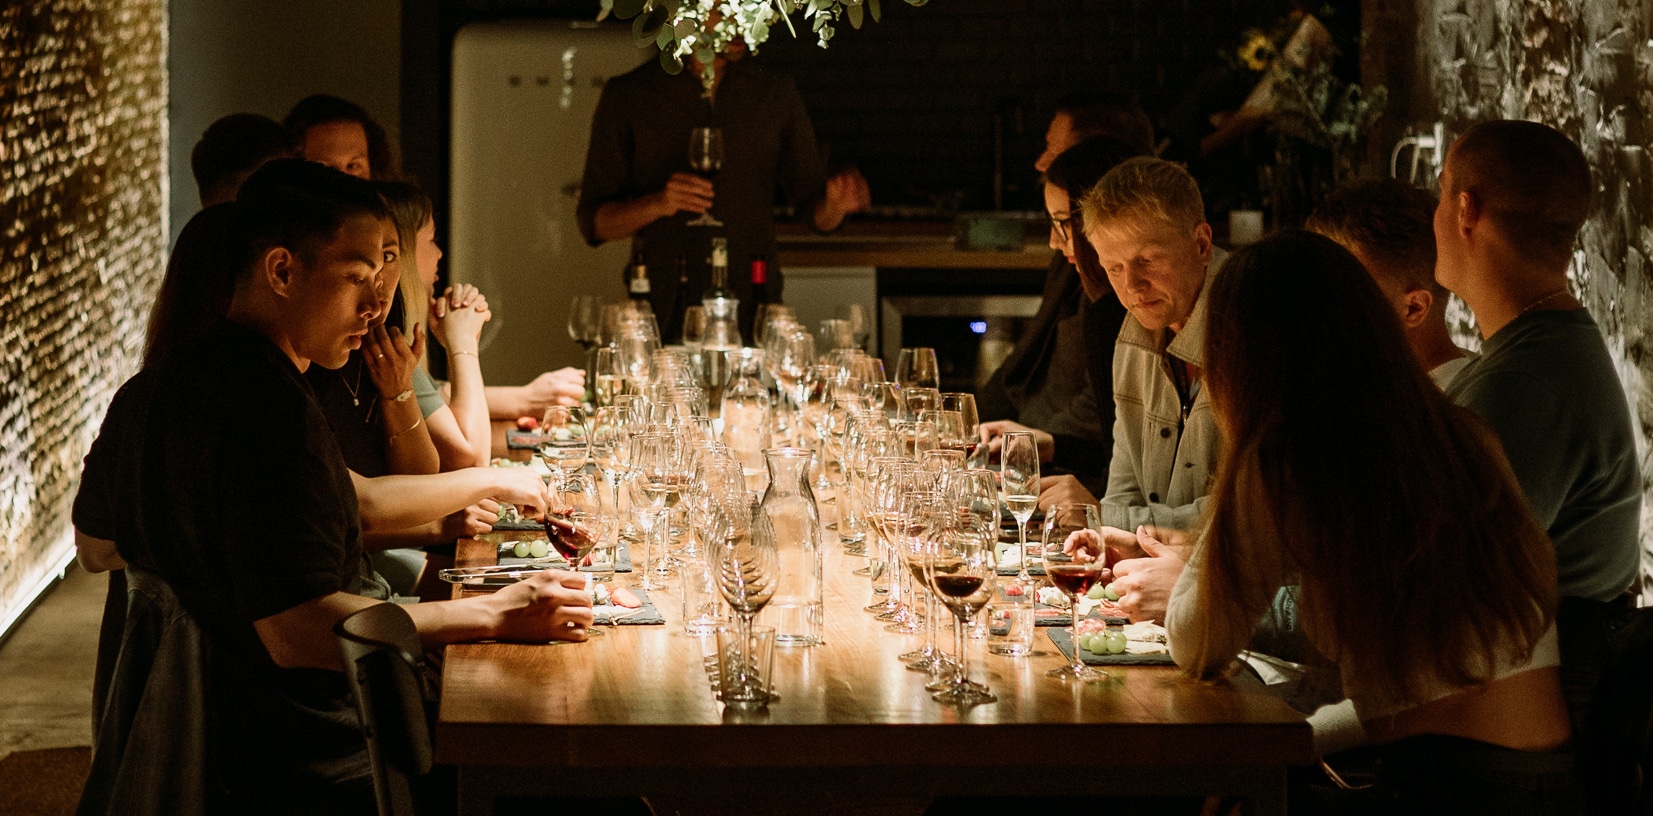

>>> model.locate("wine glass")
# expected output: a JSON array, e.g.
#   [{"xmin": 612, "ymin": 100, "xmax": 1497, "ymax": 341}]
[
  {"xmin": 590, "ymin": 407, "xmax": 631, "ymax": 513},
  {"xmin": 711, "ymin": 488, "xmax": 776, "ymax": 699},
  {"xmin": 835, "ymin": 303, "xmax": 873, "ymax": 351},
  {"xmin": 567, "ymin": 295, "xmax": 602, "ymax": 350},
  {"xmin": 598, "ymin": 303, "xmax": 624, "ymax": 349},
  {"xmin": 538, "ymin": 405, "xmax": 591, "ymax": 476},
  {"xmin": 899, "ymin": 491, "xmax": 953, "ymax": 674},
  {"xmin": 681, "ymin": 305, "xmax": 708, "ymax": 353},
  {"xmin": 815, "ymin": 319, "xmax": 856, "ymax": 354},
  {"xmin": 929, "ymin": 511, "xmax": 997, "ymax": 704},
  {"xmin": 547, "ymin": 472, "xmax": 616, "ymax": 631},
  {"xmin": 946, "ymin": 468, "xmax": 1001, "ymax": 643},
  {"xmin": 1000, "ymin": 431, "xmax": 1041, "ymax": 588},
  {"xmin": 1045, "ymin": 554, "xmax": 1107, "ymax": 682},
  {"xmin": 862, "ymin": 381, "xmax": 903, "ymax": 422},
  {"xmin": 686, "ymin": 127, "xmax": 724, "ymax": 228},
  {"xmin": 903, "ymin": 387, "xmax": 940, "ymax": 421},
  {"xmin": 895, "ymin": 347, "xmax": 940, "ymax": 390},
  {"xmin": 627, "ymin": 432, "xmax": 689, "ymax": 590},
  {"xmin": 592, "ymin": 347, "xmax": 629, "ymax": 408},
  {"xmin": 940, "ymin": 393, "xmax": 980, "ymax": 463},
  {"xmin": 1043, "ymin": 502, "xmax": 1100, "ymax": 567}
]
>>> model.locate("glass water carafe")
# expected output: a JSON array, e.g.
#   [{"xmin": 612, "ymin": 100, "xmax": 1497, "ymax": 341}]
[
  {"xmin": 720, "ymin": 348, "xmax": 772, "ymax": 492},
  {"xmin": 757, "ymin": 447, "xmax": 824, "ymax": 646}
]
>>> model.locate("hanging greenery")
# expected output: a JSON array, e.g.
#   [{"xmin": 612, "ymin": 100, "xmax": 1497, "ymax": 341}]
[{"xmin": 600, "ymin": 0, "xmax": 929, "ymax": 90}]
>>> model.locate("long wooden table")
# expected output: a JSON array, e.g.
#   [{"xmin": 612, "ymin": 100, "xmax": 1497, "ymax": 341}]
[{"xmin": 436, "ymin": 523, "xmax": 1312, "ymax": 815}]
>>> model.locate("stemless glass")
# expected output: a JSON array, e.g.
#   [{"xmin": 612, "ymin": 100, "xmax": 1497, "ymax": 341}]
[
  {"xmin": 1000, "ymin": 431, "xmax": 1042, "ymax": 587},
  {"xmin": 538, "ymin": 405, "xmax": 591, "ymax": 476},
  {"xmin": 895, "ymin": 347, "xmax": 940, "ymax": 390},
  {"xmin": 686, "ymin": 127, "xmax": 724, "ymax": 228},
  {"xmin": 567, "ymin": 295, "xmax": 603, "ymax": 350}
]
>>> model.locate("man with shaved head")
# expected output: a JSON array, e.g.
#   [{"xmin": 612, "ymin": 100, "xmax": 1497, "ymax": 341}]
[{"xmin": 1434, "ymin": 120, "xmax": 1639, "ymax": 729}]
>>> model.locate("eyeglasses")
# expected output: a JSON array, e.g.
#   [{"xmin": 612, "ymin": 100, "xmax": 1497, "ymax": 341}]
[{"xmin": 1049, "ymin": 214, "xmax": 1073, "ymax": 243}]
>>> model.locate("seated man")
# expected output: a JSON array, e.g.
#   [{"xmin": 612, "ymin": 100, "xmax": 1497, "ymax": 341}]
[
  {"xmin": 1306, "ymin": 178, "xmax": 1472, "ymax": 387},
  {"xmin": 287, "ymin": 93, "xmax": 584, "ymax": 417},
  {"xmin": 1433, "ymin": 120, "xmax": 1641, "ymax": 722},
  {"xmin": 190, "ymin": 113, "xmax": 299, "ymax": 207},
  {"xmin": 1042, "ymin": 157, "xmax": 1227, "ymax": 623},
  {"xmin": 72, "ymin": 159, "xmax": 592, "ymax": 813},
  {"xmin": 977, "ymin": 93, "xmax": 1157, "ymax": 494}
]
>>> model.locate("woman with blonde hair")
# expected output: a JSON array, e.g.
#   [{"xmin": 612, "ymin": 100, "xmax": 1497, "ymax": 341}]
[{"xmin": 1168, "ymin": 230, "xmax": 1581, "ymax": 813}]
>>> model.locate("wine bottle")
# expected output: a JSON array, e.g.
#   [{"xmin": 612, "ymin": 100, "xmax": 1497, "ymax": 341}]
[
  {"xmin": 706, "ymin": 236, "xmax": 732, "ymax": 301},
  {"xmin": 626, "ymin": 242, "xmax": 652, "ymax": 312},
  {"xmin": 750, "ymin": 255, "xmax": 769, "ymax": 306}
]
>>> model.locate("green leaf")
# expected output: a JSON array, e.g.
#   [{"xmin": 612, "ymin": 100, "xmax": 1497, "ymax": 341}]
[
  {"xmin": 613, "ymin": 0, "xmax": 647, "ymax": 19},
  {"xmin": 656, "ymin": 22, "xmax": 673, "ymax": 50},
  {"xmin": 659, "ymin": 48, "xmax": 683, "ymax": 74},
  {"xmin": 847, "ymin": 2, "xmax": 863, "ymax": 28},
  {"xmin": 869, "ymin": 0, "xmax": 881, "ymax": 21},
  {"xmin": 632, "ymin": 3, "xmax": 669, "ymax": 43}
]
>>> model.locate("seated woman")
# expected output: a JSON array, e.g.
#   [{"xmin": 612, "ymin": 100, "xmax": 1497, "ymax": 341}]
[
  {"xmin": 976, "ymin": 135, "xmax": 1139, "ymax": 494},
  {"xmin": 1166, "ymin": 231, "xmax": 1580, "ymax": 812},
  {"xmin": 287, "ymin": 93, "xmax": 584, "ymax": 416}
]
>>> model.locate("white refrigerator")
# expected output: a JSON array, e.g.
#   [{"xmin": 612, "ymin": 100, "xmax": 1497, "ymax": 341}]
[{"xmin": 449, "ymin": 21, "xmax": 647, "ymax": 386}]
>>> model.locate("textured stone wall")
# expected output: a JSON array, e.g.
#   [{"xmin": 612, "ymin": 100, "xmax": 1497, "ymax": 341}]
[
  {"xmin": 1369, "ymin": 0, "xmax": 1653, "ymax": 599},
  {"xmin": 0, "ymin": 1, "xmax": 167, "ymax": 629}
]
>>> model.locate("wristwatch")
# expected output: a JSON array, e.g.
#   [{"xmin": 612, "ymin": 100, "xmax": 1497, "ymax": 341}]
[{"xmin": 388, "ymin": 388, "xmax": 414, "ymax": 403}]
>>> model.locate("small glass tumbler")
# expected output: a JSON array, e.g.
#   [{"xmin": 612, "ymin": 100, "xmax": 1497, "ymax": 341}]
[
  {"xmin": 984, "ymin": 603, "xmax": 1034, "ymax": 656},
  {"xmin": 681, "ymin": 557, "xmax": 724, "ymax": 636},
  {"xmin": 716, "ymin": 624, "xmax": 776, "ymax": 706}
]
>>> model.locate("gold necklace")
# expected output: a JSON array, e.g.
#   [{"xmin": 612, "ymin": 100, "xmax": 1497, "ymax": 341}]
[{"xmin": 1517, "ymin": 288, "xmax": 1570, "ymax": 317}]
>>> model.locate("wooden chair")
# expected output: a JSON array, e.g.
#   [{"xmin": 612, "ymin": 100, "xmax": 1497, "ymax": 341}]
[{"xmin": 335, "ymin": 603, "xmax": 437, "ymax": 816}]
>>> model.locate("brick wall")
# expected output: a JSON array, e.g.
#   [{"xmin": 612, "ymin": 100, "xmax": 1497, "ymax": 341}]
[
  {"xmin": 0, "ymin": 0, "xmax": 167, "ymax": 631},
  {"xmin": 755, "ymin": 0, "xmax": 1308, "ymax": 211},
  {"xmin": 1366, "ymin": 0, "xmax": 1653, "ymax": 601}
]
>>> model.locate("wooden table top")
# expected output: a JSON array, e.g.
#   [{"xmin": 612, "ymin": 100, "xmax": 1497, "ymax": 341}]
[{"xmin": 436, "ymin": 531, "xmax": 1312, "ymax": 771}]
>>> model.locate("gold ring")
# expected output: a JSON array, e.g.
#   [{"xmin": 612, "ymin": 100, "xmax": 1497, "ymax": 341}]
[
  {"xmin": 376, "ymin": 353, "xmax": 385, "ymax": 359},
  {"xmin": 564, "ymin": 620, "xmax": 581, "ymax": 629}
]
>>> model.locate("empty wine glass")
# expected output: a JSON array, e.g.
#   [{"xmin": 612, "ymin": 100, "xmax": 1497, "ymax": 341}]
[
  {"xmin": 598, "ymin": 303, "xmax": 624, "ymax": 348},
  {"xmin": 835, "ymin": 303, "xmax": 873, "ymax": 351},
  {"xmin": 1000, "ymin": 431, "xmax": 1041, "ymax": 588},
  {"xmin": 538, "ymin": 405, "xmax": 591, "ymax": 476},
  {"xmin": 627, "ymin": 432, "xmax": 689, "ymax": 590},
  {"xmin": 681, "ymin": 305, "xmax": 708, "ymax": 352},
  {"xmin": 815, "ymin": 318, "xmax": 856, "ymax": 354},
  {"xmin": 686, "ymin": 127, "xmax": 724, "ymax": 228},
  {"xmin": 567, "ymin": 295, "xmax": 602, "ymax": 350},
  {"xmin": 895, "ymin": 347, "xmax": 940, "ymax": 390},
  {"xmin": 940, "ymin": 393, "xmax": 981, "ymax": 463},
  {"xmin": 711, "ymin": 488, "xmax": 776, "ymax": 698}
]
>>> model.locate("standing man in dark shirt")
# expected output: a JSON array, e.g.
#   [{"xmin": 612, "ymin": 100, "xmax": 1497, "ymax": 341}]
[
  {"xmin": 1433, "ymin": 120, "xmax": 1641, "ymax": 726},
  {"xmin": 577, "ymin": 42, "xmax": 870, "ymax": 340},
  {"xmin": 73, "ymin": 160, "xmax": 592, "ymax": 813}
]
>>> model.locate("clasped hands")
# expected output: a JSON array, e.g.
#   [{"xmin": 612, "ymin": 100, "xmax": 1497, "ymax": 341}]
[{"xmin": 1061, "ymin": 524, "xmax": 1191, "ymax": 625}]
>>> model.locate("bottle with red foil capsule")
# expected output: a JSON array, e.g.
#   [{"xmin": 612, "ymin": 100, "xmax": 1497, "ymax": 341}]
[{"xmin": 750, "ymin": 255, "xmax": 770, "ymax": 306}]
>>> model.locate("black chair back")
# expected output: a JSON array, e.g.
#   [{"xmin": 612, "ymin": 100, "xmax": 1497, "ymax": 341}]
[
  {"xmin": 335, "ymin": 603, "xmax": 436, "ymax": 816},
  {"xmin": 1577, "ymin": 604, "xmax": 1653, "ymax": 815}
]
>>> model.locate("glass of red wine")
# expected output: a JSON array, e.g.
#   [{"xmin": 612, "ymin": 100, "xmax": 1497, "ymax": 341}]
[
  {"xmin": 545, "ymin": 472, "xmax": 613, "ymax": 634},
  {"xmin": 686, "ymin": 127, "xmax": 724, "ymax": 228},
  {"xmin": 929, "ymin": 518, "xmax": 996, "ymax": 705},
  {"xmin": 1045, "ymin": 557, "xmax": 1108, "ymax": 681}
]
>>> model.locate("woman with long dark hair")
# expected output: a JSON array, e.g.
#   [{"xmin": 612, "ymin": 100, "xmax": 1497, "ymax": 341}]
[{"xmin": 1168, "ymin": 230, "xmax": 1580, "ymax": 812}]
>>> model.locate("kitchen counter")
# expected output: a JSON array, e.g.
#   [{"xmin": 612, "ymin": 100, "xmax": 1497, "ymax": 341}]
[{"xmin": 775, "ymin": 222, "xmax": 1052, "ymax": 270}]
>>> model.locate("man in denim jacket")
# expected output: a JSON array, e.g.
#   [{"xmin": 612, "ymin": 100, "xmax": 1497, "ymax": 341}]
[{"xmin": 1041, "ymin": 157, "xmax": 1225, "ymax": 623}]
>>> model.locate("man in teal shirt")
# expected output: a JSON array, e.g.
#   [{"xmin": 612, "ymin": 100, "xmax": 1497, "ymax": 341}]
[{"xmin": 1434, "ymin": 121, "xmax": 1641, "ymax": 733}]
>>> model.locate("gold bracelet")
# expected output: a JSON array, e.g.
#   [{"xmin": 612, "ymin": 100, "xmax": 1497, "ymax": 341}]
[
  {"xmin": 451, "ymin": 350, "xmax": 479, "ymax": 358},
  {"xmin": 387, "ymin": 415, "xmax": 424, "ymax": 443}
]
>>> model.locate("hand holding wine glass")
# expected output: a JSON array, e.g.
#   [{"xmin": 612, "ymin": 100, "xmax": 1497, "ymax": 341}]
[{"xmin": 685, "ymin": 127, "xmax": 725, "ymax": 228}]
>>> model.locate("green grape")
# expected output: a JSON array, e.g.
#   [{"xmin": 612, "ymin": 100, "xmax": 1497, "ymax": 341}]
[
  {"xmin": 529, "ymin": 540, "xmax": 550, "ymax": 559},
  {"xmin": 1102, "ymin": 583, "xmax": 1120, "ymax": 602},
  {"xmin": 513, "ymin": 541, "xmax": 532, "ymax": 558},
  {"xmin": 1086, "ymin": 583, "xmax": 1106, "ymax": 600}
]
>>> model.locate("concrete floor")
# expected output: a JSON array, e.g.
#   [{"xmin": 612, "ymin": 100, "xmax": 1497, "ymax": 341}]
[{"xmin": 0, "ymin": 566, "xmax": 102, "ymax": 761}]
